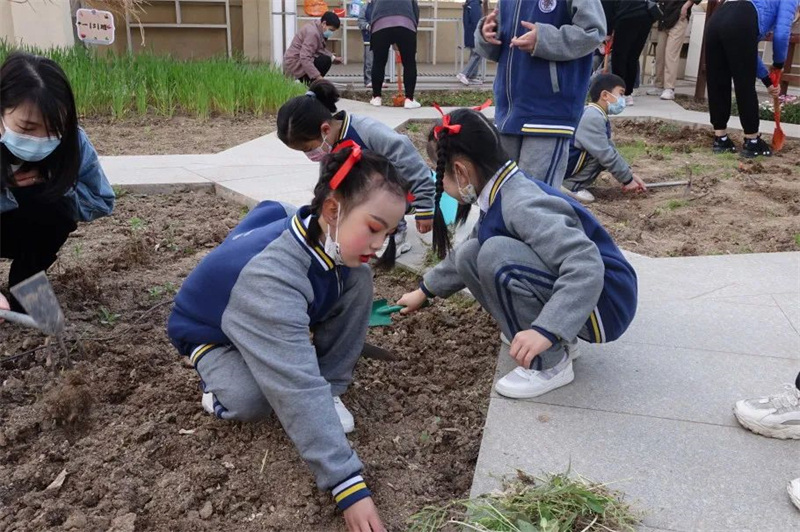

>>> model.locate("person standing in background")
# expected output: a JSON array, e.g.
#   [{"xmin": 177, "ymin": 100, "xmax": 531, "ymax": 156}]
[
  {"xmin": 608, "ymin": 0, "xmax": 660, "ymax": 106},
  {"xmin": 456, "ymin": 0, "xmax": 489, "ymax": 85},
  {"xmin": 357, "ymin": 0, "xmax": 376, "ymax": 89},
  {"xmin": 646, "ymin": 0, "xmax": 701, "ymax": 101},
  {"xmin": 368, "ymin": 0, "xmax": 422, "ymax": 109}
]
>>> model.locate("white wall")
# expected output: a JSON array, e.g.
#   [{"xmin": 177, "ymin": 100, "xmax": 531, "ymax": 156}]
[{"xmin": 2, "ymin": 0, "xmax": 75, "ymax": 49}]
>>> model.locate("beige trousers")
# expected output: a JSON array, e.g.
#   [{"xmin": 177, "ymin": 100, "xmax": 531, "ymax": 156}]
[{"xmin": 654, "ymin": 16, "xmax": 689, "ymax": 90}]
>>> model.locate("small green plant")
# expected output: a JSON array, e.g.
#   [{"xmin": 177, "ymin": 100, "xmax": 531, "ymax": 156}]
[
  {"xmin": 98, "ymin": 306, "xmax": 120, "ymax": 327},
  {"xmin": 148, "ymin": 281, "xmax": 178, "ymax": 299},
  {"xmin": 664, "ymin": 199, "xmax": 689, "ymax": 211},
  {"xmin": 408, "ymin": 471, "xmax": 640, "ymax": 532},
  {"xmin": 73, "ymin": 243, "xmax": 84, "ymax": 260},
  {"xmin": 128, "ymin": 217, "xmax": 146, "ymax": 231},
  {"xmin": 794, "ymin": 234, "xmax": 800, "ymax": 248},
  {"xmin": 617, "ymin": 140, "xmax": 648, "ymax": 163},
  {"xmin": 112, "ymin": 186, "xmax": 129, "ymax": 198},
  {"xmin": 240, "ymin": 205, "xmax": 251, "ymax": 220},
  {"xmin": 419, "ymin": 430, "xmax": 431, "ymax": 443},
  {"xmin": 407, "ymin": 122, "xmax": 421, "ymax": 133}
]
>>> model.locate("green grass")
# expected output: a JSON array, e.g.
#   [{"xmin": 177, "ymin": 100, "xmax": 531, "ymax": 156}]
[
  {"xmin": 97, "ymin": 306, "xmax": 120, "ymax": 327},
  {"xmin": 616, "ymin": 140, "xmax": 648, "ymax": 163},
  {"xmin": 148, "ymin": 281, "xmax": 178, "ymax": 299},
  {"xmin": 795, "ymin": 234, "xmax": 800, "ymax": 248},
  {"xmin": 0, "ymin": 42, "xmax": 305, "ymax": 118},
  {"xmin": 408, "ymin": 471, "xmax": 640, "ymax": 532},
  {"xmin": 664, "ymin": 199, "xmax": 689, "ymax": 211}
]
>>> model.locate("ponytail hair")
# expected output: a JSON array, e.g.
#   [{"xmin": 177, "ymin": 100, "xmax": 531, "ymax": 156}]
[
  {"xmin": 277, "ymin": 79, "xmax": 340, "ymax": 145},
  {"xmin": 427, "ymin": 108, "xmax": 509, "ymax": 260},
  {"xmin": 306, "ymin": 147, "xmax": 409, "ymax": 270}
]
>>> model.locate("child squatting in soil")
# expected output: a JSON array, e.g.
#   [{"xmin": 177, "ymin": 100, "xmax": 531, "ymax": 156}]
[
  {"xmin": 398, "ymin": 109, "xmax": 638, "ymax": 399},
  {"xmin": 560, "ymin": 73, "xmax": 648, "ymax": 205},
  {"xmin": 277, "ymin": 79, "xmax": 435, "ymax": 255},
  {"xmin": 167, "ymin": 145, "xmax": 408, "ymax": 532},
  {"xmin": 0, "ymin": 52, "xmax": 114, "ymax": 315}
]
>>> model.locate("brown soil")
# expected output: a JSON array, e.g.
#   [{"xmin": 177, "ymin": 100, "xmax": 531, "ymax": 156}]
[
  {"xmin": 81, "ymin": 114, "xmax": 277, "ymax": 156},
  {"xmin": 401, "ymin": 118, "xmax": 800, "ymax": 257},
  {"xmin": 0, "ymin": 191, "xmax": 496, "ymax": 532}
]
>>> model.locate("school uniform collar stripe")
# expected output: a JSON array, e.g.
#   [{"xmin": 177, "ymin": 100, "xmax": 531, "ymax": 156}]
[
  {"xmin": 489, "ymin": 160, "xmax": 519, "ymax": 205},
  {"xmin": 337, "ymin": 112, "xmax": 351, "ymax": 143},
  {"xmin": 587, "ymin": 103, "xmax": 608, "ymax": 119},
  {"xmin": 521, "ymin": 123, "xmax": 575, "ymax": 131},
  {"xmin": 290, "ymin": 214, "xmax": 335, "ymax": 270}
]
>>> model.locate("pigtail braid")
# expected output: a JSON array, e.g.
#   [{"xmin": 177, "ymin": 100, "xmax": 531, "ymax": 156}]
[{"xmin": 431, "ymin": 136, "xmax": 452, "ymax": 260}]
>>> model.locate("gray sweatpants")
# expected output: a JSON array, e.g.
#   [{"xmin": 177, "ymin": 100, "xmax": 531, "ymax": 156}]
[
  {"xmin": 562, "ymin": 156, "xmax": 603, "ymax": 192},
  {"xmin": 363, "ymin": 43, "xmax": 374, "ymax": 85},
  {"xmin": 500, "ymin": 134, "xmax": 570, "ymax": 190},
  {"xmin": 455, "ymin": 236, "xmax": 590, "ymax": 370},
  {"xmin": 194, "ymin": 266, "xmax": 373, "ymax": 422}
]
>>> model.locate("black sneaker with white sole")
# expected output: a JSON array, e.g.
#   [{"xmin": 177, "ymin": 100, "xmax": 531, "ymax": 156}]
[
  {"xmin": 712, "ymin": 135, "xmax": 737, "ymax": 154},
  {"xmin": 741, "ymin": 135, "xmax": 772, "ymax": 158}
]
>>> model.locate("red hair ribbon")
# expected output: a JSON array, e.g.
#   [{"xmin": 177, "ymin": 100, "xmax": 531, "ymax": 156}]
[
  {"xmin": 472, "ymin": 99, "xmax": 492, "ymax": 112},
  {"xmin": 406, "ymin": 191, "xmax": 416, "ymax": 203},
  {"xmin": 330, "ymin": 140, "xmax": 362, "ymax": 190},
  {"xmin": 432, "ymin": 103, "xmax": 462, "ymax": 140}
]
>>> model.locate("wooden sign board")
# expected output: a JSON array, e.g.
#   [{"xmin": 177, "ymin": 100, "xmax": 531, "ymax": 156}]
[{"xmin": 76, "ymin": 8, "xmax": 115, "ymax": 45}]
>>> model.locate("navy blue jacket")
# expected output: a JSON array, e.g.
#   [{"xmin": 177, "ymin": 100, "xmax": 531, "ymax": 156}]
[{"xmin": 463, "ymin": 0, "xmax": 483, "ymax": 49}]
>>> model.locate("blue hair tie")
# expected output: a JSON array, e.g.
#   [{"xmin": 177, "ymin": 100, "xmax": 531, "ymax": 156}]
[{"xmin": 305, "ymin": 90, "xmax": 316, "ymax": 98}]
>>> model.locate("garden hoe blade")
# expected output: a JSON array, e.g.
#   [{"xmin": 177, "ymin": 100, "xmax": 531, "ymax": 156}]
[
  {"xmin": 9, "ymin": 271, "xmax": 65, "ymax": 337},
  {"xmin": 361, "ymin": 342, "xmax": 398, "ymax": 362}
]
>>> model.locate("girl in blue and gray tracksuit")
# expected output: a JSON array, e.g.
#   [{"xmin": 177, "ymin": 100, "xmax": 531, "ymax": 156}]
[
  {"xmin": 277, "ymin": 79, "xmax": 436, "ymax": 253},
  {"xmin": 705, "ymin": 0, "xmax": 800, "ymax": 158},
  {"xmin": 400, "ymin": 108, "xmax": 637, "ymax": 400},
  {"xmin": 472, "ymin": 0, "xmax": 606, "ymax": 188},
  {"xmin": 168, "ymin": 148, "xmax": 410, "ymax": 531}
]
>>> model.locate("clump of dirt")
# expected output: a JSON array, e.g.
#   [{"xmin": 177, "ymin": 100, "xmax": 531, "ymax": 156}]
[
  {"xmin": 401, "ymin": 118, "xmax": 800, "ymax": 257},
  {"xmin": 0, "ymin": 191, "xmax": 497, "ymax": 532},
  {"xmin": 81, "ymin": 114, "xmax": 277, "ymax": 156}
]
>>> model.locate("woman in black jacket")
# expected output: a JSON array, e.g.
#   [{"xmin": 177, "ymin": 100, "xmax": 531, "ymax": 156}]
[{"xmin": 607, "ymin": 0, "xmax": 659, "ymax": 105}]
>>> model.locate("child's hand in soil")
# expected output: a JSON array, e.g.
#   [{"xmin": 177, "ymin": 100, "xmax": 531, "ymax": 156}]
[
  {"xmin": 397, "ymin": 289, "xmax": 428, "ymax": 314},
  {"xmin": 482, "ymin": 8, "xmax": 501, "ymax": 45},
  {"xmin": 622, "ymin": 174, "xmax": 647, "ymax": 193},
  {"xmin": 510, "ymin": 329, "xmax": 553, "ymax": 368},
  {"xmin": 416, "ymin": 218, "xmax": 433, "ymax": 234},
  {"xmin": 0, "ymin": 293, "xmax": 9, "ymax": 323},
  {"xmin": 343, "ymin": 497, "xmax": 386, "ymax": 532},
  {"xmin": 510, "ymin": 21, "xmax": 537, "ymax": 53}
]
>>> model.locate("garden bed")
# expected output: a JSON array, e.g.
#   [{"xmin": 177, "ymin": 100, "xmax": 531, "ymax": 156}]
[
  {"xmin": 401, "ymin": 118, "xmax": 800, "ymax": 257},
  {"xmin": 0, "ymin": 191, "xmax": 497, "ymax": 532}
]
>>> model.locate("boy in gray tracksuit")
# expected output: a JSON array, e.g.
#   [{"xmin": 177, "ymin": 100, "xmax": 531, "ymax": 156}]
[
  {"xmin": 473, "ymin": 0, "xmax": 606, "ymax": 189},
  {"xmin": 562, "ymin": 73, "xmax": 647, "ymax": 203}
]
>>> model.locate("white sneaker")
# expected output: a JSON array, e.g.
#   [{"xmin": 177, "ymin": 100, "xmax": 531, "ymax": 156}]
[
  {"xmin": 369, "ymin": 96, "xmax": 382, "ymax": 107},
  {"xmin": 333, "ymin": 396, "xmax": 355, "ymax": 433},
  {"xmin": 394, "ymin": 226, "xmax": 412, "ymax": 254},
  {"xmin": 469, "ymin": 78, "xmax": 484, "ymax": 85},
  {"xmin": 660, "ymin": 88, "xmax": 675, "ymax": 101},
  {"xmin": 456, "ymin": 73, "xmax": 470, "ymax": 86},
  {"xmin": 561, "ymin": 186, "xmax": 595, "ymax": 204},
  {"xmin": 789, "ymin": 478, "xmax": 800, "ymax": 511},
  {"xmin": 404, "ymin": 98, "xmax": 421, "ymax": 109},
  {"xmin": 202, "ymin": 392, "xmax": 215, "ymax": 415},
  {"xmin": 733, "ymin": 385, "xmax": 800, "ymax": 440},
  {"xmin": 646, "ymin": 87, "xmax": 663, "ymax": 96},
  {"xmin": 495, "ymin": 356, "xmax": 574, "ymax": 399},
  {"xmin": 625, "ymin": 95, "xmax": 634, "ymax": 107}
]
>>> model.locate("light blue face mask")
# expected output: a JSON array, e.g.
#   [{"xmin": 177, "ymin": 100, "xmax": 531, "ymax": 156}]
[
  {"xmin": 0, "ymin": 119, "xmax": 61, "ymax": 162},
  {"xmin": 606, "ymin": 93, "xmax": 626, "ymax": 116},
  {"xmin": 323, "ymin": 29, "xmax": 334, "ymax": 39}
]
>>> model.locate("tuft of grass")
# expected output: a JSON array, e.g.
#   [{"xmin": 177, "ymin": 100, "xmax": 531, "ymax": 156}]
[
  {"xmin": 408, "ymin": 471, "xmax": 640, "ymax": 532},
  {"xmin": 0, "ymin": 42, "xmax": 305, "ymax": 119},
  {"xmin": 112, "ymin": 185, "xmax": 129, "ymax": 198},
  {"xmin": 148, "ymin": 281, "xmax": 178, "ymax": 299},
  {"xmin": 128, "ymin": 217, "xmax": 146, "ymax": 232},
  {"xmin": 664, "ymin": 199, "xmax": 689, "ymax": 211},
  {"xmin": 616, "ymin": 140, "xmax": 648, "ymax": 163},
  {"xmin": 97, "ymin": 306, "xmax": 121, "ymax": 327},
  {"xmin": 407, "ymin": 122, "xmax": 422, "ymax": 133},
  {"xmin": 794, "ymin": 234, "xmax": 800, "ymax": 248}
]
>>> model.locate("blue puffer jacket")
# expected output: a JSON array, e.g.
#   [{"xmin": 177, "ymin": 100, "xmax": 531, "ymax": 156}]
[
  {"xmin": 473, "ymin": 0, "xmax": 606, "ymax": 138},
  {"xmin": 751, "ymin": 0, "xmax": 800, "ymax": 81}
]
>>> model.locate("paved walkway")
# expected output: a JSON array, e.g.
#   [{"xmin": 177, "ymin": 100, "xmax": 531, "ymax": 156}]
[{"xmin": 99, "ymin": 95, "xmax": 800, "ymax": 530}]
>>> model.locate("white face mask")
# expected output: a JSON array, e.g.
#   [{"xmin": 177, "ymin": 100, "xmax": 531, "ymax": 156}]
[{"xmin": 323, "ymin": 201, "xmax": 345, "ymax": 265}]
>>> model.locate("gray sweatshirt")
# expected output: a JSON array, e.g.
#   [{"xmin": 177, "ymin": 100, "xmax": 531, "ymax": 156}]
[{"xmin": 569, "ymin": 103, "xmax": 633, "ymax": 185}]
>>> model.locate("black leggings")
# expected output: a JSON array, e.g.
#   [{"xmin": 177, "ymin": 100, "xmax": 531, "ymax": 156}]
[
  {"xmin": 705, "ymin": 1, "xmax": 760, "ymax": 134},
  {"xmin": 611, "ymin": 15, "xmax": 653, "ymax": 96},
  {"xmin": 0, "ymin": 188, "xmax": 76, "ymax": 309},
  {"xmin": 371, "ymin": 27, "xmax": 417, "ymax": 99}
]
